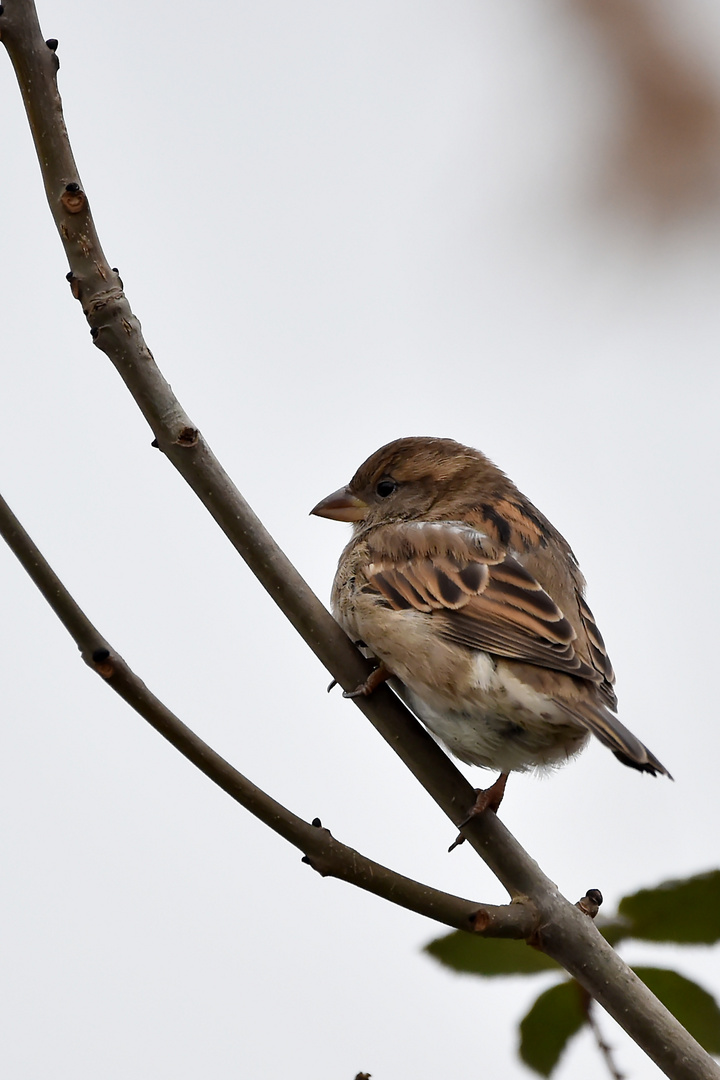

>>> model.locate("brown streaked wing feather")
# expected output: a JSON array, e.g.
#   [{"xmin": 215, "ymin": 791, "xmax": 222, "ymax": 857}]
[
  {"xmin": 367, "ymin": 557, "xmax": 490, "ymax": 613},
  {"xmin": 470, "ymin": 595, "xmax": 572, "ymax": 644},
  {"xmin": 488, "ymin": 563, "xmax": 568, "ymax": 622},
  {"xmin": 436, "ymin": 610, "xmax": 594, "ymax": 676},
  {"xmin": 365, "ymin": 522, "xmax": 498, "ymax": 612},
  {"xmin": 361, "ymin": 522, "xmax": 604, "ymax": 685},
  {"xmin": 578, "ymin": 593, "xmax": 616, "ymax": 685}
]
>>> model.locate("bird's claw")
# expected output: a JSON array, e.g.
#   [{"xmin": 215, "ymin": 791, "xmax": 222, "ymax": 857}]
[
  {"xmin": 342, "ymin": 663, "xmax": 391, "ymax": 698},
  {"xmin": 448, "ymin": 773, "xmax": 509, "ymax": 853}
]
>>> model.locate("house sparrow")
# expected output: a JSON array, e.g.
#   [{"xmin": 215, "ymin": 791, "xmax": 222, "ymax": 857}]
[{"xmin": 311, "ymin": 436, "xmax": 669, "ymax": 785}]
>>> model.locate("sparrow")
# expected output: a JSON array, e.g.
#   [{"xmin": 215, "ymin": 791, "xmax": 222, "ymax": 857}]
[{"xmin": 311, "ymin": 436, "xmax": 670, "ymax": 790}]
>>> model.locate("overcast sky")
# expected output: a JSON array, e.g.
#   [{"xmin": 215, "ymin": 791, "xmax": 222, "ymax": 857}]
[{"xmin": 2, "ymin": 2, "xmax": 720, "ymax": 1078}]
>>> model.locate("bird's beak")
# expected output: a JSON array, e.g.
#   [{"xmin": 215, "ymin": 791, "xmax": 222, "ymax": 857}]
[{"xmin": 310, "ymin": 486, "xmax": 368, "ymax": 522}]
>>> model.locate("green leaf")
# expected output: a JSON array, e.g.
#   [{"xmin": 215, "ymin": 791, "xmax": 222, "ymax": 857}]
[
  {"xmin": 619, "ymin": 870, "xmax": 720, "ymax": 944},
  {"xmin": 519, "ymin": 981, "xmax": 586, "ymax": 1076},
  {"xmin": 424, "ymin": 930, "xmax": 561, "ymax": 976},
  {"xmin": 633, "ymin": 967, "xmax": 720, "ymax": 1054}
]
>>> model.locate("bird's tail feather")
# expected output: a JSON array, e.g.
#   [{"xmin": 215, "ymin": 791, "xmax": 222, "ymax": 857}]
[{"xmin": 559, "ymin": 702, "xmax": 672, "ymax": 779}]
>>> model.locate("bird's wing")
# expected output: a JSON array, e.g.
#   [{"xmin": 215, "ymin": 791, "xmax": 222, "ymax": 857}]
[
  {"xmin": 362, "ymin": 521, "xmax": 670, "ymax": 777},
  {"xmin": 362, "ymin": 521, "xmax": 601, "ymax": 684},
  {"xmin": 577, "ymin": 592, "xmax": 615, "ymax": 685}
]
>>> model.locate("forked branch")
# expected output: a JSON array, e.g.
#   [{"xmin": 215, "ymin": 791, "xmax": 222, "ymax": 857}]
[
  {"xmin": 1, "ymin": 3, "xmax": 718, "ymax": 1077},
  {"xmin": 0, "ymin": 489, "xmax": 536, "ymax": 938}
]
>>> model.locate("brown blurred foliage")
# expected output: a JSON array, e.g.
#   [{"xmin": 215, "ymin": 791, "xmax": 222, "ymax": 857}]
[{"xmin": 577, "ymin": 0, "xmax": 720, "ymax": 214}]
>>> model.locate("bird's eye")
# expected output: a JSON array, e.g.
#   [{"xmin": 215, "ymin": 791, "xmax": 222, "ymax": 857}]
[{"xmin": 375, "ymin": 478, "xmax": 397, "ymax": 498}]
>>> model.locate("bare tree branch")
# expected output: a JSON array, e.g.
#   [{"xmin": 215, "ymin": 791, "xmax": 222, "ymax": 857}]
[
  {"xmin": 0, "ymin": 488, "xmax": 537, "ymax": 938},
  {"xmin": 2, "ymin": 4, "xmax": 719, "ymax": 1077}
]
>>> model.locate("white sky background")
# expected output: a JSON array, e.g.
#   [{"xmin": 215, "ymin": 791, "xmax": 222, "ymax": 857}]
[{"xmin": 2, "ymin": 1, "xmax": 720, "ymax": 1077}]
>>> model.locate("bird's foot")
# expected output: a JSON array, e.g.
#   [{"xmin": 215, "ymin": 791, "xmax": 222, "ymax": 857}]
[
  {"xmin": 342, "ymin": 663, "xmax": 391, "ymax": 698},
  {"xmin": 448, "ymin": 773, "xmax": 509, "ymax": 852}
]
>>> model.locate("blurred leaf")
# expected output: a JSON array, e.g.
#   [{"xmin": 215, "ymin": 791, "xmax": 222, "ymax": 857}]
[
  {"xmin": 633, "ymin": 967, "xmax": 720, "ymax": 1054},
  {"xmin": 519, "ymin": 980, "xmax": 586, "ymax": 1076},
  {"xmin": 424, "ymin": 930, "xmax": 561, "ymax": 976},
  {"xmin": 619, "ymin": 870, "xmax": 720, "ymax": 944}
]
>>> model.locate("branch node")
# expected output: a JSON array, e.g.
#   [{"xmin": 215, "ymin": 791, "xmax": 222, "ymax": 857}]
[
  {"xmin": 576, "ymin": 889, "xmax": 604, "ymax": 919},
  {"xmin": 468, "ymin": 896, "xmax": 540, "ymax": 939},
  {"xmin": 301, "ymin": 853, "xmax": 331, "ymax": 877},
  {"xmin": 45, "ymin": 38, "xmax": 57, "ymax": 51},
  {"xmin": 174, "ymin": 426, "xmax": 199, "ymax": 448},
  {"xmin": 470, "ymin": 907, "xmax": 491, "ymax": 932},
  {"xmin": 90, "ymin": 647, "xmax": 114, "ymax": 678},
  {"xmin": 60, "ymin": 185, "xmax": 86, "ymax": 214}
]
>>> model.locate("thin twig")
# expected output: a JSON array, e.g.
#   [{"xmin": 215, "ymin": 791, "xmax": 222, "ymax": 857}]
[
  {"xmin": 581, "ymin": 987, "xmax": 627, "ymax": 1080},
  {"xmin": 0, "ymin": 0, "xmax": 559, "ymax": 897},
  {"xmin": 588, "ymin": 1006, "xmax": 626, "ymax": 1080},
  {"xmin": 0, "ymin": 489, "xmax": 536, "ymax": 939}
]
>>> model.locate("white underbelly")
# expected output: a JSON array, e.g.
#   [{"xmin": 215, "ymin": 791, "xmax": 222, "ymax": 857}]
[{"xmin": 391, "ymin": 653, "xmax": 588, "ymax": 773}]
